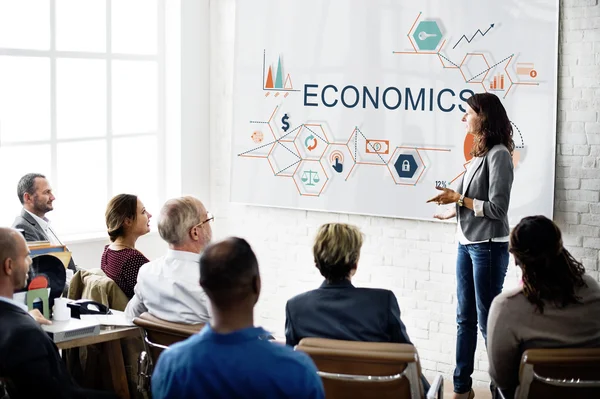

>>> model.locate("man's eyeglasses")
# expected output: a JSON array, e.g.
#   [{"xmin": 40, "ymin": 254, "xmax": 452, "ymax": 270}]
[{"xmin": 197, "ymin": 212, "xmax": 214, "ymax": 227}]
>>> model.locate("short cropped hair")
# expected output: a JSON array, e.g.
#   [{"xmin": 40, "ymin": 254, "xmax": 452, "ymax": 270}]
[
  {"xmin": 158, "ymin": 196, "xmax": 203, "ymax": 245},
  {"xmin": 17, "ymin": 173, "xmax": 46, "ymax": 205},
  {"xmin": 105, "ymin": 194, "xmax": 138, "ymax": 242},
  {"xmin": 0, "ymin": 228, "xmax": 19, "ymax": 269},
  {"xmin": 200, "ymin": 237, "xmax": 259, "ymax": 309},
  {"xmin": 313, "ymin": 223, "xmax": 364, "ymax": 282}
]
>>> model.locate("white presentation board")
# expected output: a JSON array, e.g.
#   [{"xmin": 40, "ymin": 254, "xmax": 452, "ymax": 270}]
[{"xmin": 231, "ymin": 0, "xmax": 559, "ymax": 224}]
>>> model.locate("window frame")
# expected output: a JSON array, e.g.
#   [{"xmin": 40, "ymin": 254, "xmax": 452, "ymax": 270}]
[{"xmin": 0, "ymin": 0, "xmax": 169, "ymax": 237}]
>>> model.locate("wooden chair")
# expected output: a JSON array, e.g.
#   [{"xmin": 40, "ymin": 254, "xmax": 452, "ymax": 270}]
[
  {"xmin": 296, "ymin": 338, "xmax": 443, "ymax": 399},
  {"xmin": 132, "ymin": 312, "xmax": 204, "ymax": 393},
  {"xmin": 498, "ymin": 348, "xmax": 600, "ymax": 399}
]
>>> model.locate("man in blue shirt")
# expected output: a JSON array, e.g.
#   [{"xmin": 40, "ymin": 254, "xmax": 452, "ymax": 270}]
[{"xmin": 151, "ymin": 237, "xmax": 324, "ymax": 399}]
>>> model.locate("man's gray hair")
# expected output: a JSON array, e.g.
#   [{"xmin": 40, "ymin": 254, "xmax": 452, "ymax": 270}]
[
  {"xmin": 158, "ymin": 196, "xmax": 203, "ymax": 245},
  {"xmin": 17, "ymin": 173, "xmax": 46, "ymax": 205}
]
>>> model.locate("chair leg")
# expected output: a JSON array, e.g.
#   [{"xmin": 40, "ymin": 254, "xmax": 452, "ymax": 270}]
[{"xmin": 137, "ymin": 351, "xmax": 151, "ymax": 395}]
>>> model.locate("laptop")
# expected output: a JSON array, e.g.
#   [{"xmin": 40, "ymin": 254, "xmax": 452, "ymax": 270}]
[{"xmin": 42, "ymin": 318, "xmax": 101, "ymax": 343}]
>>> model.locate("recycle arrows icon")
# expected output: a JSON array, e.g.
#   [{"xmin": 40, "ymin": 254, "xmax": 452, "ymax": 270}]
[{"xmin": 305, "ymin": 134, "xmax": 318, "ymax": 151}]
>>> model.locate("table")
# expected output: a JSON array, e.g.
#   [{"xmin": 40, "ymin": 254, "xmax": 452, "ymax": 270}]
[{"xmin": 58, "ymin": 326, "xmax": 141, "ymax": 399}]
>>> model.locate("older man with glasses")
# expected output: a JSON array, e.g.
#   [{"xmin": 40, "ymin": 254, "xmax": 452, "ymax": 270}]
[{"xmin": 125, "ymin": 196, "xmax": 213, "ymax": 324}]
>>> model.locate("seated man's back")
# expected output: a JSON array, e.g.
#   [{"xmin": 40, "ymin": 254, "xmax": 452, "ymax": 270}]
[
  {"xmin": 0, "ymin": 299, "xmax": 75, "ymax": 399},
  {"xmin": 125, "ymin": 196, "xmax": 213, "ymax": 323},
  {"xmin": 152, "ymin": 237, "xmax": 323, "ymax": 399},
  {"xmin": 152, "ymin": 325, "xmax": 323, "ymax": 399},
  {"xmin": 125, "ymin": 250, "xmax": 210, "ymax": 323}
]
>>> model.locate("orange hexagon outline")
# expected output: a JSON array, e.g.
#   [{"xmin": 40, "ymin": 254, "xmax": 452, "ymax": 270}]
[{"xmin": 292, "ymin": 159, "xmax": 330, "ymax": 197}]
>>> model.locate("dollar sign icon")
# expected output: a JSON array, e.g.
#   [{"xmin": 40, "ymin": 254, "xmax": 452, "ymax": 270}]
[{"xmin": 281, "ymin": 114, "xmax": 290, "ymax": 132}]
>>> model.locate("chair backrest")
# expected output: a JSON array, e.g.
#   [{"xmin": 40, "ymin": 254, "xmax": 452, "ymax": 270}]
[
  {"xmin": 296, "ymin": 338, "xmax": 423, "ymax": 399},
  {"xmin": 133, "ymin": 312, "xmax": 204, "ymax": 364},
  {"xmin": 516, "ymin": 348, "xmax": 600, "ymax": 399}
]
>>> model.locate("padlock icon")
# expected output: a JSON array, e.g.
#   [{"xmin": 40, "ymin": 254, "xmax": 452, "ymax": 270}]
[{"xmin": 402, "ymin": 160, "xmax": 410, "ymax": 172}]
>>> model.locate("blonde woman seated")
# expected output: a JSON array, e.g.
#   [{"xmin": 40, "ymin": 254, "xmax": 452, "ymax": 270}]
[
  {"xmin": 285, "ymin": 222, "xmax": 413, "ymax": 342},
  {"xmin": 285, "ymin": 223, "xmax": 429, "ymax": 391},
  {"xmin": 487, "ymin": 215, "xmax": 600, "ymax": 396},
  {"xmin": 101, "ymin": 194, "xmax": 152, "ymax": 298}
]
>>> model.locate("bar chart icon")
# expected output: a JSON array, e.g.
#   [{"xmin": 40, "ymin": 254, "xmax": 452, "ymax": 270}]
[
  {"xmin": 489, "ymin": 73, "xmax": 505, "ymax": 90},
  {"xmin": 262, "ymin": 50, "xmax": 300, "ymax": 97}
]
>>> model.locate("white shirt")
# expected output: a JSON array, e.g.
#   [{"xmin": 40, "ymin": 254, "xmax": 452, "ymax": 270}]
[
  {"xmin": 25, "ymin": 210, "xmax": 62, "ymax": 245},
  {"xmin": 125, "ymin": 249, "xmax": 211, "ymax": 324},
  {"xmin": 456, "ymin": 158, "xmax": 510, "ymax": 245}
]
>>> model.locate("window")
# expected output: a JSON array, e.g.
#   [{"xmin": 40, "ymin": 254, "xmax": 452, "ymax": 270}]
[{"xmin": 0, "ymin": 0, "xmax": 180, "ymax": 237}]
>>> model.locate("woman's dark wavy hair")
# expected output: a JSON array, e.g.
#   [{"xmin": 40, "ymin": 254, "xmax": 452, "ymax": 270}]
[
  {"xmin": 467, "ymin": 93, "xmax": 515, "ymax": 157},
  {"xmin": 510, "ymin": 215, "xmax": 586, "ymax": 313}
]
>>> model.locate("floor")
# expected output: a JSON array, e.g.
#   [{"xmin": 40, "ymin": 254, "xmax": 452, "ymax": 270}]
[{"xmin": 442, "ymin": 380, "xmax": 492, "ymax": 399}]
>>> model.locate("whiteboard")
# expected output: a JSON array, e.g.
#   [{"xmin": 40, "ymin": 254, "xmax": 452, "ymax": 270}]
[{"xmin": 231, "ymin": 0, "xmax": 559, "ymax": 224}]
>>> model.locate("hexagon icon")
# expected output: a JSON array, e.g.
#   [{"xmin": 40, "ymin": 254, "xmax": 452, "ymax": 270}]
[
  {"xmin": 387, "ymin": 147, "xmax": 425, "ymax": 185},
  {"xmin": 267, "ymin": 141, "xmax": 301, "ymax": 177},
  {"xmin": 460, "ymin": 53, "xmax": 490, "ymax": 84},
  {"xmin": 294, "ymin": 124, "xmax": 330, "ymax": 160},
  {"xmin": 395, "ymin": 155, "xmax": 418, "ymax": 178},
  {"xmin": 321, "ymin": 144, "xmax": 353, "ymax": 181},
  {"xmin": 292, "ymin": 160, "xmax": 329, "ymax": 197},
  {"xmin": 412, "ymin": 21, "xmax": 443, "ymax": 51}
]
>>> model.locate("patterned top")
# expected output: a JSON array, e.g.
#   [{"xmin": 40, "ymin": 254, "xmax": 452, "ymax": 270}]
[{"xmin": 101, "ymin": 246, "xmax": 149, "ymax": 298}]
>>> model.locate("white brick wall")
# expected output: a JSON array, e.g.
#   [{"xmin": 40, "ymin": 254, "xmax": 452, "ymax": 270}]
[{"xmin": 209, "ymin": 0, "xmax": 600, "ymax": 387}]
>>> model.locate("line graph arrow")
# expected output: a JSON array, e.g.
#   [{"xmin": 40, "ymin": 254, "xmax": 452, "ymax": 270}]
[{"xmin": 453, "ymin": 24, "xmax": 494, "ymax": 49}]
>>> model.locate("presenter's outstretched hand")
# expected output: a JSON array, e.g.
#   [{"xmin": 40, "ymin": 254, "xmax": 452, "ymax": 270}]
[
  {"xmin": 427, "ymin": 186, "xmax": 460, "ymax": 205},
  {"xmin": 433, "ymin": 208, "xmax": 457, "ymax": 220}
]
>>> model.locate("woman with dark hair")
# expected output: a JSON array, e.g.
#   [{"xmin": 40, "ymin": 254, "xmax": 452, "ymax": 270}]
[
  {"xmin": 487, "ymin": 215, "xmax": 600, "ymax": 396},
  {"xmin": 427, "ymin": 92, "xmax": 514, "ymax": 399},
  {"xmin": 101, "ymin": 194, "xmax": 152, "ymax": 298}
]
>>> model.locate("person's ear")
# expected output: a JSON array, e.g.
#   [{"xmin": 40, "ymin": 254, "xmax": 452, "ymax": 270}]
[
  {"xmin": 190, "ymin": 225, "xmax": 200, "ymax": 241},
  {"xmin": 2, "ymin": 257, "xmax": 13, "ymax": 277},
  {"xmin": 252, "ymin": 275, "xmax": 261, "ymax": 299},
  {"xmin": 23, "ymin": 192, "xmax": 32, "ymax": 204}
]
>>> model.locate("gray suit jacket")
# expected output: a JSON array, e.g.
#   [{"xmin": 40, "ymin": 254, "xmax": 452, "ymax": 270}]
[
  {"xmin": 456, "ymin": 144, "xmax": 514, "ymax": 242},
  {"xmin": 12, "ymin": 209, "xmax": 76, "ymax": 271}
]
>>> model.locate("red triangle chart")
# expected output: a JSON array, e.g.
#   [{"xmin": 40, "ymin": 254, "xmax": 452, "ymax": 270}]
[
  {"xmin": 283, "ymin": 74, "xmax": 293, "ymax": 89},
  {"xmin": 265, "ymin": 66, "xmax": 274, "ymax": 89}
]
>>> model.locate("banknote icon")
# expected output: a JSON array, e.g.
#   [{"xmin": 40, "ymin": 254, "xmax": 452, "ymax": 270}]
[{"xmin": 365, "ymin": 139, "xmax": 390, "ymax": 155}]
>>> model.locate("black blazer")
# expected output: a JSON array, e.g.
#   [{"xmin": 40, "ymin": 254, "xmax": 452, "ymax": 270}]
[
  {"xmin": 12, "ymin": 209, "xmax": 76, "ymax": 271},
  {"xmin": 0, "ymin": 300, "xmax": 78, "ymax": 399},
  {"xmin": 285, "ymin": 280, "xmax": 412, "ymax": 347}
]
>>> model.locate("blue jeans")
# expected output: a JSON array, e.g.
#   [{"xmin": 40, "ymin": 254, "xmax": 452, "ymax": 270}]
[{"xmin": 453, "ymin": 241, "xmax": 509, "ymax": 394}]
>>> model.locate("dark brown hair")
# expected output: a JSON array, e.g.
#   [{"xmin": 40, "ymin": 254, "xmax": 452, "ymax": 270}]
[
  {"xmin": 510, "ymin": 215, "xmax": 586, "ymax": 313},
  {"xmin": 467, "ymin": 93, "xmax": 515, "ymax": 157},
  {"xmin": 105, "ymin": 194, "xmax": 138, "ymax": 242}
]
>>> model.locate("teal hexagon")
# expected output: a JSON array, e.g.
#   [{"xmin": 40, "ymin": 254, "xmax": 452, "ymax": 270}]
[{"xmin": 412, "ymin": 21, "xmax": 443, "ymax": 51}]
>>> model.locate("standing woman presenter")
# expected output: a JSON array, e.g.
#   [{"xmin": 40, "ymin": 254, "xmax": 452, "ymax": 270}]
[{"xmin": 427, "ymin": 92, "xmax": 514, "ymax": 399}]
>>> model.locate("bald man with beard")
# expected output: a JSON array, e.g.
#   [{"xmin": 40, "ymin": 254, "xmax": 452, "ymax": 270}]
[{"xmin": 0, "ymin": 228, "xmax": 114, "ymax": 399}]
